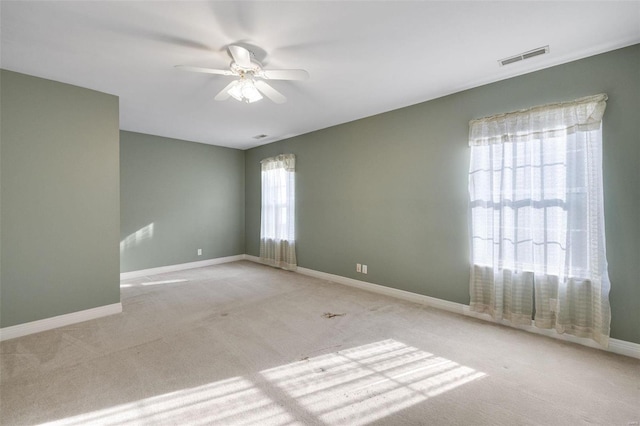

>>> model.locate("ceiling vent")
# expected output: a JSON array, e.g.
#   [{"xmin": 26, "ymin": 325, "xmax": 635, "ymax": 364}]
[
  {"xmin": 499, "ymin": 45, "xmax": 549, "ymax": 66},
  {"xmin": 253, "ymin": 134, "xmax": 268, "ymax": 140}
]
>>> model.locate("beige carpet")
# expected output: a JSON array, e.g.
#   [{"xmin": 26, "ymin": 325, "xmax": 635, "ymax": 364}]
[{"xmin": 1, "ymin": 260, "xmax": 638, "ymax": 425}]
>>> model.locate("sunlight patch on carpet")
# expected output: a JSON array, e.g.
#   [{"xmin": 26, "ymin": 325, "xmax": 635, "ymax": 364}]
[
  {"xmin": 44, "ymin": 339, "xmax": 485, "ymax": 425},
  {"xmin": 262, "ymin": 339, "xmax": 486, "ymax": 425},
  {"xmin": 42, "ymin": 376, "xmax": 294, "ymax": 426}
]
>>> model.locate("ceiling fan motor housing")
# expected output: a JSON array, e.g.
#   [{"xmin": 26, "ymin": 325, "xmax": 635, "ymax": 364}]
[{"xmin": 230, "ymin": 61, "xmax": 261, "ymax": 75}]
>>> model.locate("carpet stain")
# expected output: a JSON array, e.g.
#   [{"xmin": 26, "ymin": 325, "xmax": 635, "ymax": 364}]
[{"xmin": 322, "ymin": 312, "xmax": 345, "ymax": 319}]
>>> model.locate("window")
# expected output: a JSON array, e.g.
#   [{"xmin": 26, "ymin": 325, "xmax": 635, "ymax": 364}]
[
  {"xmin": 260, "ymin": 154, "xmax": 296, "ymax": 270},
  {"xmin": 468, "ymin": 94, "xmax": 611, "ymax": 346}
]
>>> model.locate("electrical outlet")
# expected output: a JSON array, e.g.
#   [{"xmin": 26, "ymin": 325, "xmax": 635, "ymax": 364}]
[
  {"xmin": 362, "ymin": 265, "xmax": 368, "ymax": 274},
  {"xmin": 197, "ymin": 249, "xmax": 202, "ymax": 256},
  {"xmin": 356, "ymin": 263, "xmax": 362, "ymax": 273}
]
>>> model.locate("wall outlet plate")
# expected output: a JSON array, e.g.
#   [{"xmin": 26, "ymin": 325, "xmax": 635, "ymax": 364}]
[{"xmin": 197, "ymin": 249, "xmax": 202, "ymax": 256}]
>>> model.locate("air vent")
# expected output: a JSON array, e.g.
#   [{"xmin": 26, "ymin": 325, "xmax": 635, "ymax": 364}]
[
  {"xmin": 253, "ymin": 134, "xmax": 268, "ymax": 140},
  {"xmin": 499, "ymin": 45, "xmax": 549, "ymax": 66}
]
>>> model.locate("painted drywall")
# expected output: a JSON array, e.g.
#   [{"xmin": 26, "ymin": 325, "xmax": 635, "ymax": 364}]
[
  {"xmin": 120, "ymin": 131, "xmax": 245, "ymax": 272},
  {"xmin": 245, "ymin": 44, "xmax": 640, "ymax": 344},
  {"xmin": 0, "ymin": 70, "xmax": 120, "ymax": 328}
]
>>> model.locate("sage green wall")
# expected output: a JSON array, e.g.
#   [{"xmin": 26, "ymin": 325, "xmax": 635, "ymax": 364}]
[
  {"xmin": 120, "ymin": 131, "xmax": 245, "ymax": 272},
  {"xmin": 1, "ymin": 70, "xmax": 120, "ymax": 328},
  {"xmin": 245, "ymin": 44, "xmax": 640, "ymax": 344}
]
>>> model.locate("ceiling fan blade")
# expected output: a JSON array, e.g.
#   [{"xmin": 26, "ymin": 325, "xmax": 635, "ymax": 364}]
[
  {"xmin": 255, "ymin": 80, "xmax": 286, "ymax": 104},
  {"xmin": 228, "ymin": 45, "xmax": 252, "ymax": 68},
  {"xmin": 175, "ymin": 65, "xmax": 234, "ymax": 76},
  {"xmin": 260, "ymin": 69, "xmax": 309, "ymax": 80},
  {"xmin": 214, "ymin": 80, "xmax": 240, "ymax": 101}
]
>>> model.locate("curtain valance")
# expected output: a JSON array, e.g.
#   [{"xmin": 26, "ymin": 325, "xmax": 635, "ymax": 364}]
[
  {"xmin": 469, "ymin": 94, "xmax": 607, "ymax": 146},
  {"xmin": 261, "ymin": 154, "xmax": 296, "ymax": 171}
]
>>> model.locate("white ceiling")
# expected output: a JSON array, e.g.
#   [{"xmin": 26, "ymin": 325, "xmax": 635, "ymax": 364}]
[{"xmin": 2, "ymin": 1, "xmax": 639, "ymax": 150}]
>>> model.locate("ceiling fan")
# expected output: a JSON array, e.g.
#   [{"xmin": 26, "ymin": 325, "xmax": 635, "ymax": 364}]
[{"xmin": 176, "ymin": 44, "xmax": 309, "ymax": 104}]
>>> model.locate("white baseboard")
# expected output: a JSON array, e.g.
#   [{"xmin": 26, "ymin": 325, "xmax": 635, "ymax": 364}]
[
  {"xmin": 296, "ymin": 266, "xmax": 464, "ymax": 315},
  {"xmin": 2, "ymin": 255, "xmax": 244, "ymax": 341},
  {"xmin": 462, "ymin": 308, "xmax": 638, "ymax": 359},
  {"xmin": 0, "ymin": 303, "xmax": 122, "ymax": 342},
  {"xmin": 608, "ymin": 338, "xmax": 640, "ymax": 359},
  {"xmin": 120, "ymin": 254, "xmax": 245, "ymax": 280},
  {"xmin": 4, "ymin": 256, "xmax": 636, "ymax": 358},
  {"xmin": 246, "ymin": 257, "xmax": 640, "ymax": 359},
  {"xmin": 244, "ymin": 254, "xmax": 261, "ymax": 263}
]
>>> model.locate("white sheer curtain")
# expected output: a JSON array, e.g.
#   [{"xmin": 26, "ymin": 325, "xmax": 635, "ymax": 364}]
[
  {"xmin": 260, "ymin": 154, "xmax": 296, "ymax": 270},
  {"xmin": 468, "ymin": 94, "xmax": 611, "ymax": 346}
]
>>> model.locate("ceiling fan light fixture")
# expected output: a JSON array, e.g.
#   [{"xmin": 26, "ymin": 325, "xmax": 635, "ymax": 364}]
[
  {"xmin": 178, "ymin": 44, "xmax": 306, "ymax": 104},
  {"xmin": 228, "ymin": 78, "xmax": 263, "ymax": 103}
]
